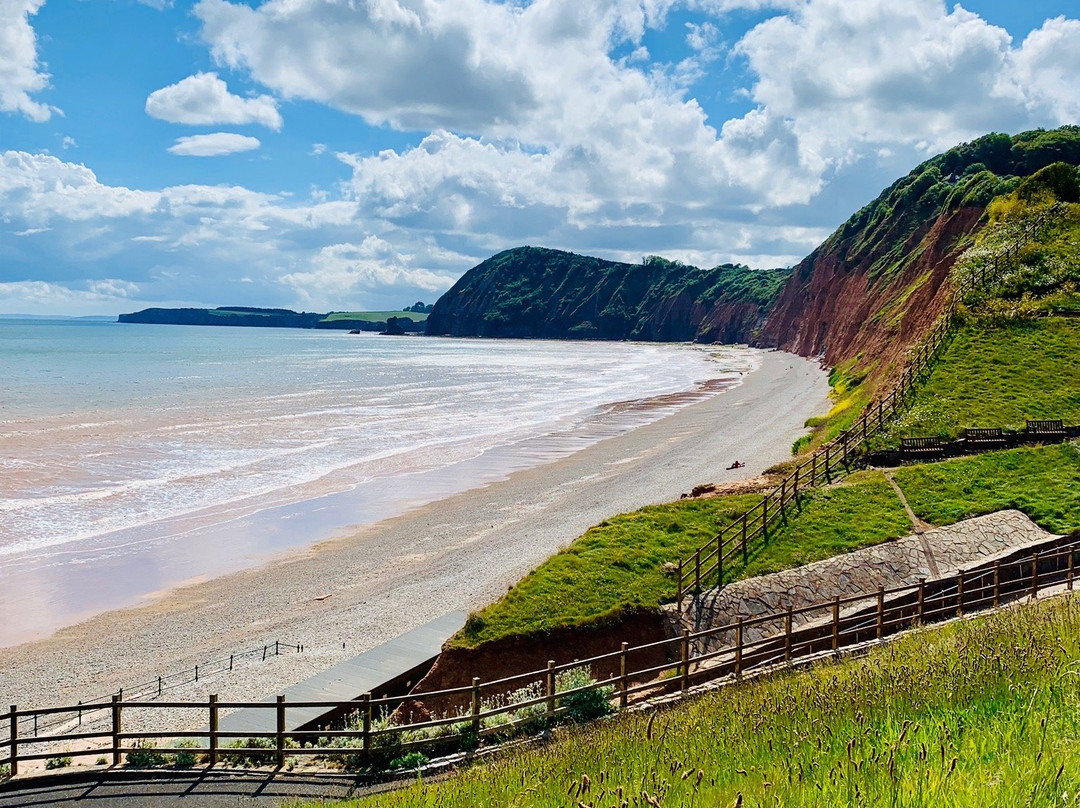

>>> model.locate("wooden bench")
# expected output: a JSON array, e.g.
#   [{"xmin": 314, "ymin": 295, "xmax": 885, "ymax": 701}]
[
  {"xmin": 964, "ymin": 427, "xmax": 1006, "ymax": 449},
  {"xmin": 1026, "ymin": 419, "xmax": 1066, "ymax": 439},
  {"xmin": 901, "ymin": 436, "xmax": 945, "ymax": 458}
]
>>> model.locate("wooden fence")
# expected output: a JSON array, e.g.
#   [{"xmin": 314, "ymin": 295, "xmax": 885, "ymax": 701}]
[
  {"xmin": 3, "ymin": 535, "xmax": 1077, "ymax": 776},
  {"xmin": 674, "ymin": 203, "xmax": 1065, "ymax": 607},
  {"xmin": 4, "ymin": 640, "xmax": 303, "ymax": 743}
]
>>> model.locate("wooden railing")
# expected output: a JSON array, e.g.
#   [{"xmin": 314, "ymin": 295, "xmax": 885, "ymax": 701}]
[
  {"xmin": 3, "ymin": 536, "xmax": 1077, "ymax": 776},
  {"xmin": 4, "ymin": 640, "xmax": 303, "ymax": 742},
  {"xmin": 673, "ymin": 202, "xmax": 1065, "ymax": 607}
]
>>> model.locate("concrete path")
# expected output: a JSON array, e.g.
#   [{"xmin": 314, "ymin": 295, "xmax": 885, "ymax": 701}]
[{"xmin": 676, "ymin": 510, "xmax": 1058, "ymax": 644}]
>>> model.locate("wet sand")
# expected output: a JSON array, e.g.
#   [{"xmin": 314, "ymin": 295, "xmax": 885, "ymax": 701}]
[{"xmin": 0, "ymin": 350, "xmax": 828, "ymax": 715}]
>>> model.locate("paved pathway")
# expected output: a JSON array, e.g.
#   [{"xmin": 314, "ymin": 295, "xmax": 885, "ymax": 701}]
[{"xmin": 676, "ymin": 510, "xmax": 1057, "ymax": 645}]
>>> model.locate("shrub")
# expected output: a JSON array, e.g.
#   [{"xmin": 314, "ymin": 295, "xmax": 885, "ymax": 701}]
[
  {"xmin": 126, "ymin": 741, "xmax": 168, "ymax": 768},
  {"xmin": 172, "ymin": 740, "xmax": 200, "ymax": 768},
  {"xmin": 0, "ymin": 763, "xmax": 10, "ymax": 780},
  {"xmin": 95, "ymin": 756, "xmax": 107, "ymax": 766},
  {"xmin": 389, "ymin": 752, "xmax": 429, "ymax": 771},
  {"xmin": 556, "ymin": 668, "xmax": 614, "ymax": 724},
  {"xmin": 44, "ymin": 756, "xmax": 72, "ymax": 770}
]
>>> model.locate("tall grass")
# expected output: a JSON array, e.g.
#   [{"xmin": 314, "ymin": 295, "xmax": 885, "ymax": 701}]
[{"xmin": 328, "ymin": 595, "xmax": 1080, "ymax": 807}]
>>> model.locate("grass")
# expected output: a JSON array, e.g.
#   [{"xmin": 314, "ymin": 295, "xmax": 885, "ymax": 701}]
[
  {"xmin": 878, "ymin": 318, "xmax": 1080, "ymax": 442},
  {"xmin": 321, "ymin": 311, "xmax": 428, "ymax": 323},
  {"xmin": 456, "ymin": 473, "xmax": 912, "ymax": 648},
  {"xmin": 458, "ymin": 443, "xmax": 1080, "ymax": 649},
  {"xmin": 317, "ymin": 594, "xmax": 1080, "ymax": 808},
  {"xmin": 893, "ymin": 443, "xmax": 1080, "ymax": 534}
]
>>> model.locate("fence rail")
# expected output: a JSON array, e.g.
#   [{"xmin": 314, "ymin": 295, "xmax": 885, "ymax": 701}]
[
  {"xmin": 674, "ymin": 202, "xmax": 1065, "ymax": 606},
  {"xmin": 0, "ymin": 640, "xmax": 303, "ymax": 743},
  {"xmin": 3, "ymin": 536, "xmax": 1077, "ymax": 775}
]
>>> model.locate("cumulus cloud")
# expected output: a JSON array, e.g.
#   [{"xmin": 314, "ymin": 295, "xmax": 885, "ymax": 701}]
[
  {"xmin": 733, "ymin": 0, "xmax": 1080, "ymax": 164},
  {"xmin": 167, "ymin": 132, "xmax": 262, "ymax": 156},
  {"xmin": 0, "ymin": 0, "xmax": 58, "ymax": 121},
  {"xmin": 146, "ymin": 72, "xmax": 283, "ymax": 130}
]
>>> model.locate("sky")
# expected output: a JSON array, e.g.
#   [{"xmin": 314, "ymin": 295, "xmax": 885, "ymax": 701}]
[{"xmin": 1, "ymin": 0, "xmax": 1078, "ymax": 316}]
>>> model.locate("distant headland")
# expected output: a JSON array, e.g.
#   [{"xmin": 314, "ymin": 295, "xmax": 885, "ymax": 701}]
[{"xmin": 117, "ymin": 303, "xmax": 433, "ymax": 333}]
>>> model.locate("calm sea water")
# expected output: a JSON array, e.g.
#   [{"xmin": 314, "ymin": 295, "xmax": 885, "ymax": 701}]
[{"xmin": 0, "ymin": 320, "xmax": 755, "ymax": 645}]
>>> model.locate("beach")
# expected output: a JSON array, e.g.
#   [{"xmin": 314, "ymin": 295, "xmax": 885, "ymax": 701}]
[{"xmin": 0, "ymin": 349, "xmax": 828, "ymax": 719}]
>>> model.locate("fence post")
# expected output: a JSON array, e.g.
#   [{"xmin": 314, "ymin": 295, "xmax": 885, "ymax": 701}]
[
  {"xmin": 676, "ymin": 560, "xmax": 683, "ymax": 612},
  {"xmin": 825, "ymin": 446, "xmax": 832, "ymax": 482},
  {"xmin": 794, "ymin": 465, "xmax": 800, "ymax": 499},
  {"xmin": 741, "ymin": 513, "xmax": 749, "ymax": 564},
  {"xmin": 877, "ymin": 587, "xmax": 885, "ymax": 640},
  {"xmin": 262, "ymin": 645, "xmax": 267, "ymax": 661},
  {"xmin": 811, "ymin": 454, "xmax": 817, "ymax": 486},
  {"xmin": 8, "ymin": 705, "xmax": 16, "ymax": 777},
  {"xmin": 918, "ymin": 578, "xmax": 925, "ymax": 621},
  {"xmin": 784, "ymin": 606, "xmax": 792, "ymax": 665},
  {"xmin": 1032, "ymin": 552, "xmax": 1040, "ymax": 599},
  {"xmin": 619, "ymin": 643, "xmax": 629, "ymax": 710},
  {"xmin": 957, "ymin": 572, "xmax": 964, "ymax": 618},
  {"xmin": 1069, "ymin": 549, "xmax": 1075, "ymax": 591},
  {"xmin": 993, "ymin": 562, "xmax": 1000, "ymax": 607},
  {"xmin": 361, "ymin": 693, "xmax": 371, "ymax": 758},
  {"xmin": 694, "ymin": 548, "xmax": 701, "ymax": 594},
  {"xmin": 274, "ymin": 695, "xmax": 286, "ymax": 768},
  {"xmin": 471, "ymin": 677, "xmax": 482, "ymax": 735},
  {"xmin": 209, "ymin": 694, "xmax": 219, "ymax": 766},
  {"xmin": 680, "ymin": 630, "xmax": 690, "ymax": 695},
  {"xmin": 832, "ymin": 596, "xmax": 840, "ymax": 656},
  {"xmin": 734, "ymin": 618, "xmax": 743, "ymax": 680},
  {"xmin": 545, "ymin": 663, "xmax": 555, "ymax": 721},
  {"xmin": 111, "ymin": 694, "xmax": 122, "ymax": 766},
  {"xmin": 229, "ymin": 654, "xmax": 234, "ymax": 671},
  {"xmin": 157, "ymin": 676, "xmax": 162, "ymax": 697},
  {"xmin": 195, "ymin": 665, "xmax": 199, "ymax": 683},
  {"xmin": 762, "ymin": 496, "xmax": 769, "ymax": 541},
  {"xmin": 717, "ymin": 534, "xmax": 724, "ymax": 590},
  {"xmin": 275, "ymin": 640, "xmax": 280, "ymax": 657}
]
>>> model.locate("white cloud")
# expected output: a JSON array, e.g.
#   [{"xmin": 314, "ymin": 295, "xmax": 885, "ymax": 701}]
[
  {"xmin": 0, "ymin": 0, "xmax": 58, "ymax": 121},
  {"xmin": 167, "ymin": 133, "xmax": 262, "ymax": 156},
  {"xmin": 146, "ymin": 72, "xmax": 283, "ymax": 130},
  {"xmin": 732, "ymin": 0, "xmax": 1080, "ymax": 165},
  {"xmin": 60, "ymin": 135, "xmax": 76, "ymax": 149}
]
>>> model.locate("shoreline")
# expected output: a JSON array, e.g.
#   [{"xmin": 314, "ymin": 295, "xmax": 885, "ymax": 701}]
[{"xmin": 0, "ymin": 350, "xmax": 829, "ymax": 716}]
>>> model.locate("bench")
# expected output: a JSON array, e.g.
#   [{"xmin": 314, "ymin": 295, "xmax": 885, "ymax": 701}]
[
  {"xmin": 964, "ymin": 427, "xmax": 1006, "ymax": 449},
  {"xmin": 1026, "ymin": 419, "xmax": 1066, "ymax": 439},
  {"xmin": 901, "ymin": 436, "xmax": 945, "ymax": 458}
]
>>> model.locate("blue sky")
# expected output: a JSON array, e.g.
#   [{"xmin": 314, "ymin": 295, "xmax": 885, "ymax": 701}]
[{"xmin": 1, "ymin": 0, "xmax": 1078, "ymax": 315}]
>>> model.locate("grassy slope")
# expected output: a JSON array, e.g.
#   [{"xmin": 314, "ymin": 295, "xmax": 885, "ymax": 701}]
[
  {"xmin": 894, "ymin": 443, "xmax": 1080, "ymax": 534},
  {"xmin": 335, "ymin": 596, "xmax": 1080, "ymax": 808},
  {"xmin": 882, "ymin": 318, "xmax": 1080, "ymax": 441},
  {"xmin": 457, "ymin": 474, "xmax": 912, "ymax": 647},
  {"xmin": 458, "ymin": 447, "xmax": 1080, "ymax": 648}
]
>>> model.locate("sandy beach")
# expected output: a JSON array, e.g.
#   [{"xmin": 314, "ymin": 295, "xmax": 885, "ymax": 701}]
[{"xmin": 0, "ymin": 349, "xmax": 828, "ymax": 720}]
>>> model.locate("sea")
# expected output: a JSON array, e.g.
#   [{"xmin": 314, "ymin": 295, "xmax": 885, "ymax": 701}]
[{"xmin": 0, "ymin": 319, "xmax": 757, "ymax": 647}]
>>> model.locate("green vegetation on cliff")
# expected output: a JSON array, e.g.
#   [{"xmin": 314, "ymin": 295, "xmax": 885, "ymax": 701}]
[
  {"xmin": 327, "ymin": 596, "xmax": 1080, "ymax": 808},
  {"xmin": 426, "ymin": 249, "xmax": 790, "ymax": 342}
]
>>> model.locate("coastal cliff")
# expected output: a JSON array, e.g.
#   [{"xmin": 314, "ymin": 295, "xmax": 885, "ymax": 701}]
[
  {"xmin": 759, "ymin": 128, "xmax": 1080, "ymax": 379},
  {"xmin": 427, "ymin": 128, "xmax": 1080, "ymax": 383},
  {"xmin": 425, "ymin": 250, "xmax": 789, "ymax": 343}
]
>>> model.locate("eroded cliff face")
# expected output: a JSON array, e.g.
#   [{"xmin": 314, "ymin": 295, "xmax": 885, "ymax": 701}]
[{"xmin": 759, "ymin": 206, "xmax": 985, "ymax": 377}]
